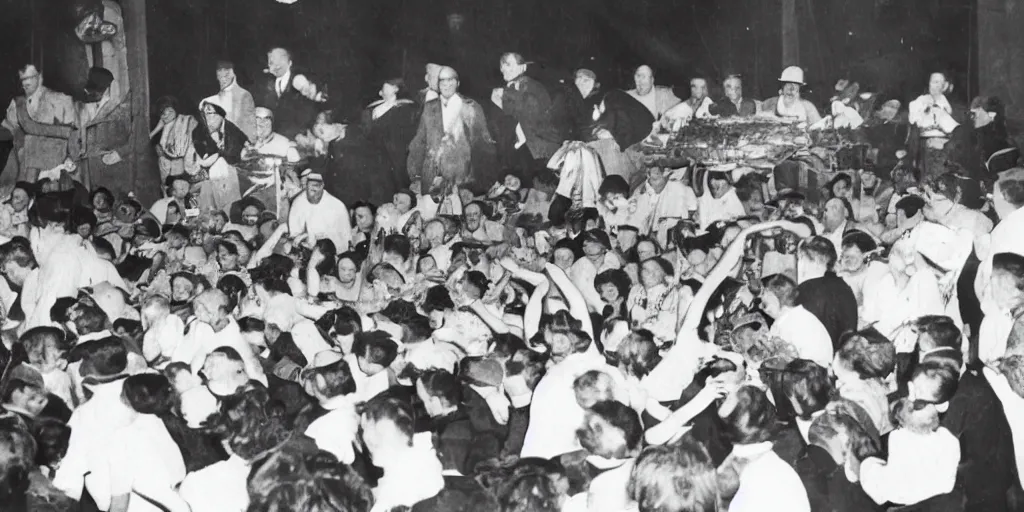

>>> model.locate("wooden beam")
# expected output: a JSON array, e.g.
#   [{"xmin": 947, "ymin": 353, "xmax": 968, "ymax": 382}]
[
  {"xmin": 122, "ymin": 0, "xmax": 159, "ymax": 203},
  {"xmin": 782, "ymin": 0, "xmax": 799, "ymax": 67}
]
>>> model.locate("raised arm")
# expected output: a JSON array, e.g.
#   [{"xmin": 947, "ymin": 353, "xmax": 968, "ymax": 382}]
[{"xmin": 545, "ymin": 262, "xmax": 594, "ymax": 340}]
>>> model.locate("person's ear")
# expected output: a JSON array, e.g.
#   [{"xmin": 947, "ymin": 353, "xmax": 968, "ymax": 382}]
[{"xmin": 936, "ymin": 401, "xmax": 949, "ymax": 413}]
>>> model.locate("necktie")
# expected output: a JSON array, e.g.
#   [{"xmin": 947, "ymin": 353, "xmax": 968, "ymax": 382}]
[{"xmin": 277, "ymin": 78, "xmax": 284, "ymax": 97}]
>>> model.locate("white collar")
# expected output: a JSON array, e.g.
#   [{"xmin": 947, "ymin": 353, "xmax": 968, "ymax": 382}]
[
  {"xmin": 220, "ymin": 79, "xmax": 237, "ymax": 93},
  {"xmin": 27, "ymin": 86, "xmax": 45, "ymax": 102},
  {"xmin": 586, "ymin": 455, "xmax": 632, "ymax": 470},
  {"xmin": 730, "ymin": 441, "xmax": 774, "ymax": 458},
  {"xmin": 320, "ymin": 394, "xmax": 356, "ymax": 411}
]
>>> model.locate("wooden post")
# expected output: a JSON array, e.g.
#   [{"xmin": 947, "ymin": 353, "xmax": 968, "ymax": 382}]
[
  {"xmin": 782, "ymin": 0, "xmax": 799, "ymax": 67},
  {"xmin": 122, "ymin": 0, "xmax": 158, "ymax": 204}
]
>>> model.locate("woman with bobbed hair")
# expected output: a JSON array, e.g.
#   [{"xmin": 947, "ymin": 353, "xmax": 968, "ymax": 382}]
[
  {"xmin": 717, "ymin": 385, "xmax": 811, "ymax": 512},
  {"xmin": 832, "ymin": 328, "xmax": 896, "ymax": 434},
  {"xmin": 246, "ymin": 437, "xmax": 374, "ymax": 512},
  {"xmin": 628, "ymin": 439, "xmax": 719, "ymax": 512}
]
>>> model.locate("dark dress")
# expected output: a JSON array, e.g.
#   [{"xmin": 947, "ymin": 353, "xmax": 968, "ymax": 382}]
[
  {"xmin": 796, "ymin": 445, "xmax": 881, "ymax": 512},
  {"xmin": 360, "ymin": 100, "xmax": 421, "ymax": 194},
  {"xmin": 316, "ymin": 129, "xmax": 393, "ymax": 207},
  {"xmin": 797, "ymin": 273, "xmax": 860, "ymax": 350}
]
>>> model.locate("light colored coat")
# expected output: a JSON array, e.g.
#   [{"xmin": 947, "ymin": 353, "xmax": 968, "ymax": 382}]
[{"xmin": 2, "ymin": 86, "xmax": 76, "ymax": 181}]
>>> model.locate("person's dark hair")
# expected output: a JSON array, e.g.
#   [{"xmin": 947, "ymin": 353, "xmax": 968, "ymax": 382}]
[
  {"xmin": 71, "ymin": 206, "xmax": 98, "ymax": 230},
  {"xmin": 915, "ymin": 315, "xmax": 961, "ymax": 351},
  {"xmin": 122, "ymin": 373, "xmax": 176, "ymax": 416},
  {"xmin": 911, "ymin": 359, "xmax": 960, "ymax": 404},
  {"xmin": 780, "ymin": 359, "xmax": 833, "ymax": 420},
  {"xmin": 312, "ymin": 239, "xmax": 338, "ymax": 277},
  {"xmin": 496, "ymin": 461, "xmax": 564, "ymax": 512},
  {"xmin": 826, "ymin": 173, "xmax": 853, "ymax": 198},
  {"xmin": 615, "ymin": 333, "xmax": 662, "ymax": 378},
  {"xmin": 92, "ymin": 237, "xmax": 116, "ymax": 260},
  {"xmin": 734, "ymin": 173, "xmax": 764, "ymax": 203},
  {"xmin": 237, "ymin": 317, "xmax": 266, "ymax": 335},
  {"xmin": 0, "ymin": 238, "xmax": 37, "ymax": 270},
  {"xmin": 309, "ymin": 358, "xmax": 357, "ymax": 398},
  {"xmin": 72, "ymin": 336, "xmax": 127, "ymax": 378},
  {"xmin": 209, "ymin": 387, "xmax": 291, "ymax": 461},
  {"xmin": 249, "ymin": 254, "xmax": 295, "ymax": 284},
  {"xmin": 463, "ymin": 270, "xmax": 490, "ymax": 298},
  {"xmin": 996, "ymin": 168, "xmax": 1024, "ymax": 209},
  {"xmin": 923, "ymin": 173, "xmax": 962, "ymax": 203},
  {"xmin": 73, "ymin": 304, "xmax": 108, "ymax": 336},
  {"xmin": 89, "ymin": 187, "xmax": 114, "ymax": 209},
  {"xmin": 350, "ymin": 201, "xmax": 377, "ymax": 223},
  {"xmin": 422, "ymin": 285, "xmax": 455, "ymax": 314},
  {"xmin": 894, "ymin": 194, "xmax": 927, "ymax": 218},
  {"xmin": 247, "ymin": 438, "xmax": 374, "ymax": 512},
  {"xmin": 577, "ymin": 400, "xmax": 643, "ymax": 459},
  {"xmin": 49, "ymin": 298, "xmax": 79, "ymax": 324},
  {"xmin": 10, "ymin": 181, "xmax": 36, "ymax": 203},
  {"xmin": 761, "ymin": 273, "xmax": 798, "ymax": 308},
  {"xmin": 841, "ymin": 230, "xmax": 878, "ymax": 254},
  {"xmin": 721, "ymin": 385, "xmax": 777, "ymax": 445},
  {"xmin": 358, "ymin": 395, "xmax": 415, "ymax": 443},
  {"xmin": 31, "ymin": 417, "xmax": 70, "ymax": 469},
  {"xmin": 254, "ymin": 276, "xmax": 292, "ymax": 297},
  {"xmin": 382, "ymin": 234, "xmax": 412, "ymax": 262},
  {"xmin": 797, "ymin": 236, "xmax": 837, "ymax": 271},
  {"xmin": 316, "ymin": 307, "xmax": 363, "ymax": 337},
  {"xmin": 598, "ymin": 175, "xmax": 631, "ymax": 198},
  {"xmin": 217, "ymin": 274, "xmax": 247, "ymax": 313},
  {"xmin": 402, "ymin": 314, "xmax": 433, "ymax": 344},
  {"xmin": 417, "ymin": 369, "xmax": 463, "ymax": 409},
  {"xmin": 0, "ymin": 419, "xmax": 35, "ymax": 508},
  {"xmin": 836, "ymin": 328, "xmax": 896, "ymax": 379},
  {"xmin": 994, "ymin": 252, "xmax": 1024, "ymax": 294},
  {"xmin": 351, "ymin": 331, "xmax": 398, "ymax": 367},
  {"xmin": 336, "ymin": 251, "xmax": 364, "ymax": 272},
  {"xmin": 628, "ymin": 438, "xmax": 718, "ymax": 512}
]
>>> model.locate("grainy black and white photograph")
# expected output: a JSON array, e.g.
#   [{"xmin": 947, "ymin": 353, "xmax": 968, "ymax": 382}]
[{"xmin": 0, "ymin": 0, "xmax": 1020, "ymax": 510}]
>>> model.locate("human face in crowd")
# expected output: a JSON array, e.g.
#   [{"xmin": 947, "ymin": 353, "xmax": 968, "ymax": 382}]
[
  {"xmin": 166, "ymin": 179, "xmax": 188, "ymax": 201},
  {"xmin": 171, "ymin": 277, "xmax": 194, "ymax": 302},
  {"xmin": 500, "ymin": 54, "xmax": 525, "ymax": 82},
  {"xmin": 10, "ymin": 188, "xmax": 30, "ymax": 212},
  {"xmin": 598, "ymin": 282, "xmax": 621, "ymax": 304},
  {"xmin": 10, "ymin": 386, "xmax": 48, "ymax": 417},
  {"xmin": 708, "ymin": 175, "xmax": 731, "ymax": 199},
  {"xmin": 267, "ymin": 48, "xmax": 291, "ymax": 78},
  {"xmin": 876, "ymin": 100, "xmax": 900, "ymax": 122},
  {"xmin": 553, "ymin": 247, "xmax": 575, "ymax": 271},
  {"xmin": 971, "ymin": 105, "xmax": 995, "ymax": 129},
  {"xmin": 724, "ymin": 77, "xmax": 743, "ymax": 102},
  {"xmin": 575, "ymin": 73, "xmax": 596, "ymax": 98},
  {"xmin": 690, "ymin": 78, "xmax": 708, "ymax": 101},
  {"xmin": 646, "ymin": 167, "xmax": 669, "ymax": 193},
  {"xmin": 582, "ymin": 240, "xmax": 605, "ymax": 264},
  {"xmin": 928, "ymin": 72, "xmax": 948, "ymax": 96},
  {"xmin": 203, "ymin": 105, "xmax": 224, "ymax": 132},
  {"xmin": 438, "ymin": 68, "xmax": 459, "ymax": 99},
  {"xmin": 354, "ymin": 206, "xmax": 375, "ymax": 232},
  {"xmin": 393, "ymin": 192, "xmax": 413, "ymax": 215},
  {"xmin": 200, "ymin": 353, "xmax": 234, "ymax": 384},
  {"xmin": 379, "ymin": 81, "xmax": 399, "ymax": 102},
  {"xmin": 77, "ymin": 222, "xmax": 93, "ymax": 240},
  {"xmin": 859, "ymin": 169, "xmax": 878, "ymax": 190},
  {"xmin": 831, "ymin": 178, "xmax": 852, "ymax": 199},
  {"xmin": 216, "ymin": 67, "xmax": 235, "ymax": 90},
  {"xmin": 218, "ymin": 246, "xmax": 239, "ymax": 271},
  {"xmin": 255, "ymin": 111, "xmax": 273, "ymax": 139},
  {"xmin": 637, "ymin": 240, "xmax": 659, "ymax": 262},
  {"xmin": 838, "ymin": 244, "xmax": 867, "ymax": 274},
  {"xmin": 210, "ymin": 213, "xmax": 227, "ymax": 234},
  {"xmin": 463, "ymin": 204, "xmax": 484, "ymax": 233},
  {"xmin": 639, "ymin": 259, "xmax": 666, "ymax": 289},
  {"xmin": 160, "ymin": 106, "xmax": 177, "ymax": 125},
  {"xmin": 991, "ymin": 268, "xmax": 1024, "ymax": 311},
  {"xmin": 633, "ymin": 66, "xmax": 654, "ymax": 96},
  {"xmin": 781, "ymin": 82, "xmax": 801, "ymax": 101},
  {"xmin": 19, "ymin": 66, "xmax": 42, "ymax": 96},
  {"xmin": 92, "ymin": 192, "xmax": 111, "ymax": 212},
  {"xmin": 241, "ymin": 206, "xmax": 261, "ymax": 226},
  {"xmin": 337, "ymin": 257, "xmax": 358, "ymax": 285},
  {"xmin": 823, "ymin": 198, "xmax": 847, "ymax": 232},
  {"xmin": 305, "ymin": 178, "xmax": 325, "ymax": 204}
]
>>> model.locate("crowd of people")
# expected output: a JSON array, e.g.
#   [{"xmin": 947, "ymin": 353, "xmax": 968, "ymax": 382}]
[{"xmin": 0, "ymin": 41, "xmax": 1023, "ymax": 512}]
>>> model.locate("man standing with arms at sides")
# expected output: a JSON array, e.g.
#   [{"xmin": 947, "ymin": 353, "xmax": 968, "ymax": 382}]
[
  {"xmin": 211, "ymin": 61, "xmax": 256, "ymax": 141},
  {"xmin": 1, "ymin": 64, "xmax": 76, "ymax": 186}
]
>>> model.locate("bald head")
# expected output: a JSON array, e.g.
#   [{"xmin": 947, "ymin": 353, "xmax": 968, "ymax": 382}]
[{"xmin": 634, "ymin": 65, "xmax": 654, "ymax": 95}]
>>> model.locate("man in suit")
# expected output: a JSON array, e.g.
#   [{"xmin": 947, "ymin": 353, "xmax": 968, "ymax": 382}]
[
  {"xmin": 212, "ymin": 61, "xmax": 256, "ymax": 141},
  {"xmin": 407, "ymin": 66, "xmax": 496, "ymax": 195},
  {"xmin": 493, "ymin": 53, "xmax": 565, "ymax": 184},
  {"xmin": 252, "ymin": 47, "xmax": 318, "ymax": 140},
  {"xmin": 2, "ymin": 64, "xmax": 76, "ymax": 184},
  {"xmin": 69, "ymin": 67, "xmax": 131, "ymax": 193}
]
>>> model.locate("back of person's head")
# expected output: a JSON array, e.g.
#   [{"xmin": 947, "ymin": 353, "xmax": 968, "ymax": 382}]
[
  {"xmin": 994, "ymin": 252, "xmax": 1024, "ymax": 297},
  {"xmin": 308, "ymin": 358, "xmax": 357, "ymax": 399},
  {"xmin": 615, "ymin": 333, "xmax": 662, "ymax": 378},
  {"xmin": 351, "ymin": 330, "xmax": 398, "ymax": 367},
  {"xmin": 317, "ymin": 306, "xmax": 362, "ymax": 337},
  {"xmin": 75, "ymin": 336, "xmax": 128, "ymax": 379},
  {"xmin": 628, "ymin": 438, "xmax": 718, "ymax": 512},
  {"xmin": 32, "ymin": 193, "xmax": 69, "ymax": 227},
  {"xmin": 808, "ymin": 408, "xmax": 880, "ymax": 462},
  {"xmin": 841, "ymin": 230, "xmax": 878, "ymax": 255},
  {"xmin": 780, "ymin": 359, "xmax": 833, "ymax": 420},
  {"xmin": 31, "ymin": 417, "xmax": 70, "ymax": 470},
  {"xmin": 497, "ymin": 465, "xmax": 565, "ymax": 512},
  {"xmin": 237, "ymin": 316, "xmax": 266, "ymax": 335},
  {"xmin": 721, "ymin": 385, "xmax": 777, "ymax": 445},
  {"xmin": 382, "ymin": 234, "xmax": 412, "ymax": 262},
  {"xmin": 417, "ymin": 369, "xmax": 463, "ymax": 409},
  {"xmin": 216, "ymin": 274, "xmax": 247, "ymax": 312},
  {"xmin": 599, "ymin": 175, "xmax": 631, "ymax": 198},
  {"xmin": 761, "ymin": 273, "xmax": 798, "ymax": 308},
  {"xmin": 49, "ymin": 297, "xmax": 79, "ymax": 324},
  {"xmin": 910, "ymin": 359, "xmax": 960, "ymax": 405},
  {"xmin": 402, "ymin": 314, "xmax": 433, "ymax": 344},
  {"xmin": 836, "ymin": 328, "xmax": 896, "ymax": 380},
  {"xmin": 0, "ymin": 238, "xmax": 36, "ymax": 270},
  {"xmin": 577, "ymin": 400, "xmax": 643, "ymax": 459},
  {"xmin": 210, "ymin": 387, "xmax": 289, "ymax": 461},
  {"xmin": 895, "ymin": 194, "xmax": 927, "ymax": 218},
  {"xmin": 893, "ymin": 396, "xmax": 942, "ymax": 434},
  {"xmin": 915, "ymin": 315, "xmax": 961, "ymax": 352},
  {"xmin": 358, "ymin": 394, "xmax": 415, "ymax": 445},
  {"xmin": 573, "ymin": 370, "xmax": 623, "ymax": 409},
  {"xmin": 797, "ymin": 236, "xmax": 837, "ymax": 271},
  {"xmin": 122, "ymin": 373, "xmax": 175, "ymax": 416},
  {"xmin": 247, "ymin": 438, "xmax": 374, "ymax": 512},
  {"xmin": 996, "ymin": 167, "xmax": 1024, "ymax": 210}
]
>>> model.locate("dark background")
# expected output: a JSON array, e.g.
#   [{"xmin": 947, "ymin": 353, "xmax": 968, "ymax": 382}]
[{"xmin": 2, "ymin": 0, "xmax": 975, "ymax": 122}]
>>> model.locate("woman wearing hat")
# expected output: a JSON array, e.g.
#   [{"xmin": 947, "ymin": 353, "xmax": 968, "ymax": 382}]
[
  {"xmin": 758, "ymin": 66, "xmax": 822, "ymax": 124},
  {"xmin": 185, "ymin": 96, "xmax": 246, "ymax": 212},
  {"xmin": 151, "ymin": 96, "xmax": 197, "ymax": 183}
]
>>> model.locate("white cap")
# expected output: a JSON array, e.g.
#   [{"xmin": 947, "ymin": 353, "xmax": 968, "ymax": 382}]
[{"xmin": 778, "ymin": 66, "xmax": 805, "ymax": 85}]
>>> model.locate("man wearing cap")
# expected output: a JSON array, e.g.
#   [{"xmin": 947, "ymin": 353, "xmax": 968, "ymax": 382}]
[
  {"xmin": 69, "ymin": 66, "xmax": 131, "ymax": 192},
  {"xmin": 1, "ymin": 64, "xmax": 76, "ymax": 186},
  {"xmin": 188, "ymin": 96, "xmax": 247, "ymax": 212},
  {"xmin": 626, "ymin": 65, "xmax": 681, "ymax": 119},
  {"xmin": 213, "ymin": 60, "xmax": 257, "ymax": 141},
  {"xmin": 241, "ymin": 107, "xmax": 292, "ymax": 159},
  {"xmin": 759, "ymin": 66, "xmax": 821, "ymax": 123},
  {"xmin": 288, "ymin": 168, "xmax": 352, "ymax": 251}
]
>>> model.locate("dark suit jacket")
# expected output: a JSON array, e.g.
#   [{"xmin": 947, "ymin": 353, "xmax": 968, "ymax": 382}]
[
  {"xmin": 503, "ymin": 75, "xmax": 564, "ymax": 160},
  {"xmin": 407, "ymin": 94, "xmax": 496, "ymax": 192},
  {"xmin": 795, "ymin": 445, "xmax": 881, "ymax": 512},
  {"xmin": 252, "ymin": 74, "xmax": 318, "ymax": 140}
]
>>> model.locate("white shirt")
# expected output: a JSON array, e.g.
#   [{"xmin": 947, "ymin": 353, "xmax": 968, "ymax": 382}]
[
  {"xmin": 143, "ymin": 314, "xmax": 185, "ymax": 366},
  {"xmin": 275, "ymin": 71, "xmax": 291, "ymax": 97},
  {"xmin": 521, "ymin": 352, "xmax": 627, "ymax": 459},
  {"xmin": 727, "ymin": 443, "xmax": 810, "ymax": 512},
  {"xmin": 53, "ymin": 380, "xmax": 135, "ymax": 509},
  {"xmin": 149, "ymin": 197, "xmax": 184, "ymax": 225},
  {"xmin": 979, "ymin": 311, "xmax": 1015, "ymax": 363},
  {"xmin": 862, "ymin": 270, "xmax": 945, "ymax": 350},
  {"xmin": 977, "ymin": 206, "xmax": 1024, "ymax": 316},
  {"xmin": 440, "ymin": 93, "xmax": 464, "ymax": 136},
  {"xmin": 860, "ymin": 427, "xmax": 960, "ymax": 506},
  {"xmin": 249, "ymin": 132, "xmax": 291, "ymax": 158},
  {"xmin": 345, "ymin": 353, "xmax": 391, "ymax": 403},
  {"xmin": 109, "ymin": 414, "xmax": 187, "ymax": 512},
  {"xmin": 632, "ymin": 180, "xmax": 698, "ymax": 236},
  {"xmin": 178, "ymin": 318, "xmax": 268, "ymax": 387},
  {"xmin": 769, "ymin": 306, "xmax": 833, "ymax": 368},
  {"xmin": 178, "ymin": 455, "xmax": 250, "ymax": 512},
  {"xmin": 642, "ymin": 330, "xmax": 718, "ymax": 403},
  {"xmin": 305, "ymin": 395, "xmax": 360, "ymax": 464},
  {"xmin": 697, "ymin": 188, "xmax": 746, "ymax": 231},
  {"xmin": 289, "ymin": 191, "xmax": 352, "ymax": 252}
]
